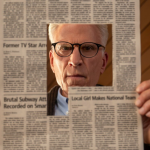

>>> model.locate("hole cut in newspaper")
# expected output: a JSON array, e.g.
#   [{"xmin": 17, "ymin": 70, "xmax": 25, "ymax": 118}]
[{"xmin": 47, "ymin": 23, "xmax": 112, "ymax": 116}]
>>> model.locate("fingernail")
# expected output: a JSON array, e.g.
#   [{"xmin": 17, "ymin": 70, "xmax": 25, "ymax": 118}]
[
  {"xmin": 146, "ymin": 112, "xmax": 150, "ymax": 117},
  {"xmin": 139, "ymin": 107, "xmax": 145, "ymax": 114},
  {"xmin": 135, "ymin": 99, "xmax": 141, "ymax": 106},
  {"xmin": 136, "ymin": 87, "xmax": 141, "ymax": 92}
]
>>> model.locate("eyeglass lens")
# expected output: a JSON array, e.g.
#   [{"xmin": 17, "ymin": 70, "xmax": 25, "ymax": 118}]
[{"xmin": 55, "ymin": 42, "xmax": 99, "ymax": 57}]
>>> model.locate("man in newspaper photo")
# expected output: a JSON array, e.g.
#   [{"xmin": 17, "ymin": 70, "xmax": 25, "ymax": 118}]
[{"xmin": 47, "ymin": 24, "xmax": 150, "ymax": 148}]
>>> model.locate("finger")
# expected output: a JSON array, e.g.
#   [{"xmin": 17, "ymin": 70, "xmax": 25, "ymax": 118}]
[
  {"xmin": 138, "ymin": 99, "xmax": 150, "ymax": 116},
  {"xmin": 145, "ymin": 111, "xmax": 150, "ymax": 118},
  {"xmin": 136, "ymin": 80, "xmax": 150, "ymax": 94},
  {"xmin": 135, "ymin": 88, "xmax": 150, "ymax": 107}
]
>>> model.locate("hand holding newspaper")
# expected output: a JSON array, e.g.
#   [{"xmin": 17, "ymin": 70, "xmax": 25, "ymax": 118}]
[{"xmin": 135, "ymin": 80, "xmax": 150, "ymax": 144}]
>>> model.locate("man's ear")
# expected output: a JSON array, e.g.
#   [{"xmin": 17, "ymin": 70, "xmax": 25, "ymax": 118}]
[
  {"xmin": 49, "ymin": 50, "xmax": 55, "ymax": 73},
  {"xmin": 100, "ymin": 52, "xmax": 108, "ymax": 74}
]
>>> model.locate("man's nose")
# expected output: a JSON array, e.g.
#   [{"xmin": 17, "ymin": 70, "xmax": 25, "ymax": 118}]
[{"xmin": 68, "ymin": 46, "xmax": 83, "ymax": 67}]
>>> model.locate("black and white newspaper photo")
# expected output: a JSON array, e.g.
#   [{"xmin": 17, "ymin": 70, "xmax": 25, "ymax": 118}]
[{"xmin": 0, "ymin": 0, "xmax": 150, "ymax": 150}]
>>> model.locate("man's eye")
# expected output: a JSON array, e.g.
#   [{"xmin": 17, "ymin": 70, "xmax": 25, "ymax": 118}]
[
  {"xmin": 61, "ymin": 46, "xmax": 72, "ymax": 51},
  {"xmin": 82, "ymin": 46, "xmax": 94, "ymax": 51}
]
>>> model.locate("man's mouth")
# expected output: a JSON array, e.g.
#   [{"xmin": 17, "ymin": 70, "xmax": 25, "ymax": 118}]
[{"xmin": 67, "ymin": 74, "xmax": 85, "ymax": 78}]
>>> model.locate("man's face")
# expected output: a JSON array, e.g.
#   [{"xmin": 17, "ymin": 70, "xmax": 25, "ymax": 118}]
[{"xmin": 49, "ymin": 24, "xmax": 108, "ymax": 97}]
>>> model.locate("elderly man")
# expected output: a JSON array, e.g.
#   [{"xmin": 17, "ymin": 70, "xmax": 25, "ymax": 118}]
[{"xmin": 47, "ymin": 24, "xmax": 150, "ymax": 147}]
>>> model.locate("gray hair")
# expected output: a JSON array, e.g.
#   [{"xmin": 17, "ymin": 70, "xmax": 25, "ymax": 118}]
[{"xmin": 48, "ymin": 24, "xmax": 108, "ymax": 47}]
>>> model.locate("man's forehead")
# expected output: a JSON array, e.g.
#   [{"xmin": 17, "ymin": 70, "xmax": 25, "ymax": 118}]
[
  {"xmin": 53, "ymin": 24, "xmax": 101, "ymax": 43},
  {"xmin": 56, "ymin": 24, "xmax": 99, "ymax": 33}
]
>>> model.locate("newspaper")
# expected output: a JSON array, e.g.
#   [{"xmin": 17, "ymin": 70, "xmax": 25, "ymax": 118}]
[
  {"xmin": 68, "ymin": 89, "xmax": 143, "ymax": 149},
  {"xmin": 0, "ymin": 0, "xmax": 143, "ymax": 150}
]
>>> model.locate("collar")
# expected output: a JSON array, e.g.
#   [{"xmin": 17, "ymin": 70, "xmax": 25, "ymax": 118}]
[{"xmin": 56, "ymin": 88, "xmax": 68, "ymax": 115}]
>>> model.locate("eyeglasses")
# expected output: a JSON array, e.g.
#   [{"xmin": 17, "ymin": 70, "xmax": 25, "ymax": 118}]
[{"xmin": 51, "ymin": 41, "xmax": 105, "ymax": 58}]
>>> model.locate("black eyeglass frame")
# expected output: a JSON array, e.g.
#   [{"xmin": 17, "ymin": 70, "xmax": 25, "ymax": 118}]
[{"xmin": 51, "ymin": 41, "xmax": 105, "ymax": 58}]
